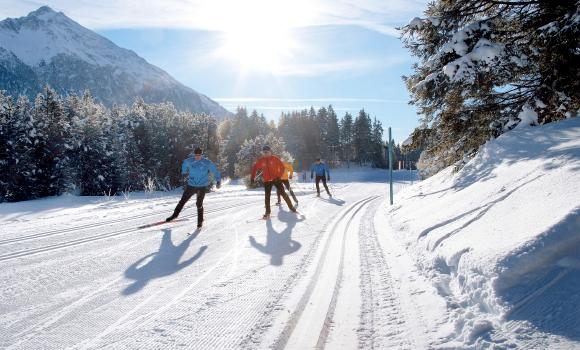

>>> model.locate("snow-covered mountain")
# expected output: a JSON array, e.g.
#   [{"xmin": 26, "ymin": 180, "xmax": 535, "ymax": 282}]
[{"xmin": 0, "ymin": 6, "xmax": 230, "ymax": 118}]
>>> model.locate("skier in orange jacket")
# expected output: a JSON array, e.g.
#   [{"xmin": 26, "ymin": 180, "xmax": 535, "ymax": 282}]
[
  {"xmin": 275, "ymin": 161, "xmax": 298, "ymax": 206},
  {"xmin": 251, "ymin": 145, "xmax": 297, "ymax": 219}
]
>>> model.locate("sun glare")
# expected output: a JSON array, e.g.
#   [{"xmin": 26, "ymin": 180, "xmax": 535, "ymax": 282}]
[
  {"xmin": 221, "ymin": 26, "xmax": 295, "ymax": 72},
  {"xmin": 209, "ymin": 0, "xmax": 308, "ymax": 73}
]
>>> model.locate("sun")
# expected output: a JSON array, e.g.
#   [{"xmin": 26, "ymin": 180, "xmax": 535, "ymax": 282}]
[
  {"xmin": 220, "ymin": 26, "xmax": 295, "ymax": 72},
  {"xmin": 209, "ymin": 0, "xmax": 307, "ymax": 73}
]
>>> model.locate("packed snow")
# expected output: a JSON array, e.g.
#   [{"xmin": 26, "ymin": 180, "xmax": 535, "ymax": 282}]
[{"xmin": 1, "ymin": 118, "xmax": 579, "ymax": 349}]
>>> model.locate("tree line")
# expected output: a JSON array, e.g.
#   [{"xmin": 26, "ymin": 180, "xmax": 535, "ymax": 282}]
[
  {"xmin": 1, "ymin": 87, "xmax": 394, "ymax": 202},
  {"xmin": 0, "ymin": 86, "xmax": 219, "ymax": 202}
]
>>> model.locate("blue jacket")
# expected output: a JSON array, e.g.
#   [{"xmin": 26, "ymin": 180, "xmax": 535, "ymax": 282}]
[
  {"xmin": 182, "ymin": 157, "xmax": 221, "ymax": 187},
  {"xmin": 310, "ymin": 162, "xmax": 330, "ymax": 178}
]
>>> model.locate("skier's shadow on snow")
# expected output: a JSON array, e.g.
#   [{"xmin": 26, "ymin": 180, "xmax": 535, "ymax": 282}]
[
  {"xmin": 318, "ymin": 197, "xmax": 345, "ymax": 206},
  {"xmin": 249, "ymin": 210, "xmax": 304, "ymax": 266},
  {"xmin": 122, "ymin": 228, "xmax": 207, "ymax": 295}
]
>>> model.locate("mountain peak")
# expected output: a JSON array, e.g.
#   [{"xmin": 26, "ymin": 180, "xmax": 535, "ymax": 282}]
[
  {"xmin": 26, "ymin": 6, "xmax": 63, "ymax": 20},
  {"xmin": 0, "ymin": 7, "xmax": 231, "ymax": 118},
  {"xmin": 29, "ymin": 6, "xmax": 56, "ymax": 15}
]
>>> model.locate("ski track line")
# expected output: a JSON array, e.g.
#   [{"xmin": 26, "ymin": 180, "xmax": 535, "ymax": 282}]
[
  {"xmin": 5, "ymin": 219, "xmax": 211, "ymax": 347},
  {"xmin": 374, "ymin": 205, "xmax": 433, "ymax": 349},
  {"xmin": 315, "ymin": 195, "xmax": 378, "ymax": 349},
  {"xmin": 357, "ymin": 199, "xmax": 413, "ymax": 350},
  {"xmin": 239, "ymin": 194, "xmax": 351, "ymax": 349},
  {"xmin": 74, "ymin": 211, "xmax": 250, "ymax": 350},
  {"xmin": 0, "ymin": 198, "xmax": 261, "ymax": 246},
  {"xmin": 5, "ymin": 186, "xmax": 351, "ymax": 349},
  {"xmin": 77, "ymin": 240, "xmax": 239, "ymax": 349},
  {"xmin": 0, "ymin": 200, "xmax": 259, "ymax": 262},
  {"xmin": 271, "ymin": 195, "xmax": 379, "ymax": 350},
  {"xmin": 0, "ymin": 184, "xmax": 343, "ymax": 245}
]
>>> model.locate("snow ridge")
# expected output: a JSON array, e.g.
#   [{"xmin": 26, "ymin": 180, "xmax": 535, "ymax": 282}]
[{"xmin": 387, "ymin": 117, "xmax": 580, "ymax": 348}]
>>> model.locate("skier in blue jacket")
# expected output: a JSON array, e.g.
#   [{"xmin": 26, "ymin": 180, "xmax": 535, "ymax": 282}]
[
  {"xmin": 310, "ymin": 158, "xmax": 331, "ymax": 197},
  {"xmin": 166, "ymin": 147, "xmax": 221, "ymax": 228}
]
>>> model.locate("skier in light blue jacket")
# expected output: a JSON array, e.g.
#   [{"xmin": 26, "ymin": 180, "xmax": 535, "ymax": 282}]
[{"xmin": 166, "ymin": 147, "xmax": 221, "ymax": 228}]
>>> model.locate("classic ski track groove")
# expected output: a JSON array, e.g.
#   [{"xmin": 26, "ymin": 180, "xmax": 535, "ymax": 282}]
[
  {"xmin": 271, "ymin": 195, "xmax": 379, "ymax": 350},
  {"xmin": 315, "ymin": 196, "xmax": 379, "ymax": 348},
  {"xmin": 238, "ymin": 195, "xmax": 350, "ymax": 348},
  {"xmin": 357, "ymin": 199, "xmax": 413, "ymax": 349},
  {"xmin": 3, "ymin": 184, "xmax": 353, "ymax": 349},
  {"xmin": 0, "ymin": 198, "xmax": 262, "ymax": 246},
  {"xmin": 77, "ymin": 228, "xmax": 243, "ymax": 349},
  {"xmin": 0, "ymin": 200, "xmax": 258, "ymax": 262},
  {"xmin": 7, "ymin": 215, "xmax": 245, "ymax": 349}
]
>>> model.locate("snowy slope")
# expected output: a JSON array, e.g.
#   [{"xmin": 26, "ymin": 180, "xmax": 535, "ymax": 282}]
[
  {"xmin": 382, "ymin": 117, "xmax": 580, "ymax": 348},
  {"xmin": 1, "ymin": 122, "xmax": 578, "ymax": 350},
  {"xmin": 0, "ymin": 6, "xmax": 230, "ymax": 117}
]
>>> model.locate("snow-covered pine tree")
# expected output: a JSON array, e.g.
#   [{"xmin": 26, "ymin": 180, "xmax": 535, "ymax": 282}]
[
  {"xmin": 401, "ymin": 0, "xmax": 579, "ymax": 175},
  {"xmin": 353, "ymin": 109, "xmax": 372, "ymax": 165},
  {"xmin": 316, "ymin": 106, "xmax": 329, "ymax": 160},
  {"xmin": 371, "ymin": 117, "xmax": 387, "ymax": 168},
  {"xmin": 219, "ymin": 107, "xmax": 250, "ymax": 177},
  {"xmin": 326, "ymin": 105, "xmax": 341, "ymax": 165},
  {"xmin": 71, "ymin": 91, "xmax": 113, "ymax": 195},
  {"xmin": 33, "ymin": 85, "xmax": 70, "ymax": 197},
  {"xmin": 339, "ymin": 112, "xmax": 354, "ymax": 165},
  {"xmin": 0, "ymin": 91, "xmax": 13, "ymax": 200}
]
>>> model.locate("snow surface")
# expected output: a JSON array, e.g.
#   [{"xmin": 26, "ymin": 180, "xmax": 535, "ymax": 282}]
[
  {"xmin": 1, "ymin": 119, "xmax": 579, "ymax": 349},
  {"xmin": 385, "ymin": 117, "xmax": 580, "ymax": 348}
]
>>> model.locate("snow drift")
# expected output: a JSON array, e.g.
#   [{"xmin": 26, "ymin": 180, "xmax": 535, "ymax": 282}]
[{"xmin": 384, "ymin": 117, "xmax": 580, "ymax": 347}]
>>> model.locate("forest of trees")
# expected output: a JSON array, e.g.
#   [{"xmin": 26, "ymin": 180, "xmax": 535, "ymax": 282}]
[
  {"xmin": 0, "ymin": 86, "xmax": 219, "ymax": 202},
  {"xmin": 1, "ymin": 86, "xmax": 395, "ymax": 202},
  {"xmin": 402, "ymin": 0, "xmax": 579, "ymax": 176}
]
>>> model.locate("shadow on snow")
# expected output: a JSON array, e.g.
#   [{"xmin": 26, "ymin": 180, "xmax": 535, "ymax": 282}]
[
  {"xmin": 123, "ymin": 228, "xmax": 207, "ymax": 295},
  {"xmin": 249, "ymin": 209, "xmax": 304, "ymax": 266}
]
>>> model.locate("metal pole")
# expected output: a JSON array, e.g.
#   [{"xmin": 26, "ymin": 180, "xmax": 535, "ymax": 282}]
[{"xmin": 388, "ymin": 127, "xmax": 393, "ymax": 205}]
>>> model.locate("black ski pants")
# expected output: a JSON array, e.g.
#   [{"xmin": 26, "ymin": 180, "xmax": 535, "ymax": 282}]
[
  {"xmin": 172, "ymin": 185, "xmax": 206, "ymax": 225},
  {"xmin": 264, "ymin": 179, "xmax": 294, "ymax": 215},
  {"xmin": 276, "ymin": 179, "xmax": 298, "ymax": 203},
  {"xmin": 315, "ymin": 175, "xmax": 331, "ymax": 196}
]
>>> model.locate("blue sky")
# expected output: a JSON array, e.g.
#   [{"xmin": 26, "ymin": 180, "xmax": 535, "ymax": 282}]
[{"xmin": 1, "ymin": 0, "xmax": 428, "ymax": 142}]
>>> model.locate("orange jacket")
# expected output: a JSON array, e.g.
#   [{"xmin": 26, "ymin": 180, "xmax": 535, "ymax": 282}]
[
  {"xmin": 251, "ymin": 155, "xmax": 285, "ymax": 182},
  {"xmin": 280, "ymin": 162, "xmax": 294, "ymax": 180}
]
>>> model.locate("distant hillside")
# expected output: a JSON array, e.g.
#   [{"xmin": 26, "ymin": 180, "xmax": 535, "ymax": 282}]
[{"xmin": 0, "ymin": 6, "xmax": 231, "ymax": 118}]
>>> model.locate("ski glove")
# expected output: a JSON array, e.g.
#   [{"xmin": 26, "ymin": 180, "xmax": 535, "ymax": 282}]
[
  {"xmin": 251, "ymin": 178, "xmax": 255, "ymax": 184},
  {"xmin": 216, "ymin": 181, "xmax": 221, "ymax": 189}
]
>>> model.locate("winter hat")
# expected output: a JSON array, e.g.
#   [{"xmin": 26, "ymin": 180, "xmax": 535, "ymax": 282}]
[
  {"xmin": 262, "ymin": 145, "xmax": 272, "ymax": 151},
  {"xmin": 194, "ymin": 147, "xmax": 203, "ymax": 155},
  {"xmin": 316, "ymin": 157, "xmax": 321, "ymax": 161}
]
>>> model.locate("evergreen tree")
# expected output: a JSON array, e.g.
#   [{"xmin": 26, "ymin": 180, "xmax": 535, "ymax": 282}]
[
  {"xmin": 371, "ymin": 117, "xmax": 387, "ymax": 168},
  {"xmin": 339, "ymin": 112, "xmax": 354, "ymax": 165},
  {"xmin": 326, "ymin": 105, "xmax": 340, "ymax": 165},
  {"xmin": 353, "ymin": 109, "xmax": 372, "ymax": 164},
  {"xmin": 402, "ymin": 0, "xmax": 579, "ymax": 175},
  {"xmin": 33, "ymin": 85, "xmax": 70, "ymax": 197}
]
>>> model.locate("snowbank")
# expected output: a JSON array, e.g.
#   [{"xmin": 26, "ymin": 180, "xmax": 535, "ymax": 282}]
[{"xmin": 384, "ymin": 117, "xmax": 580, "ymax": 347}]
